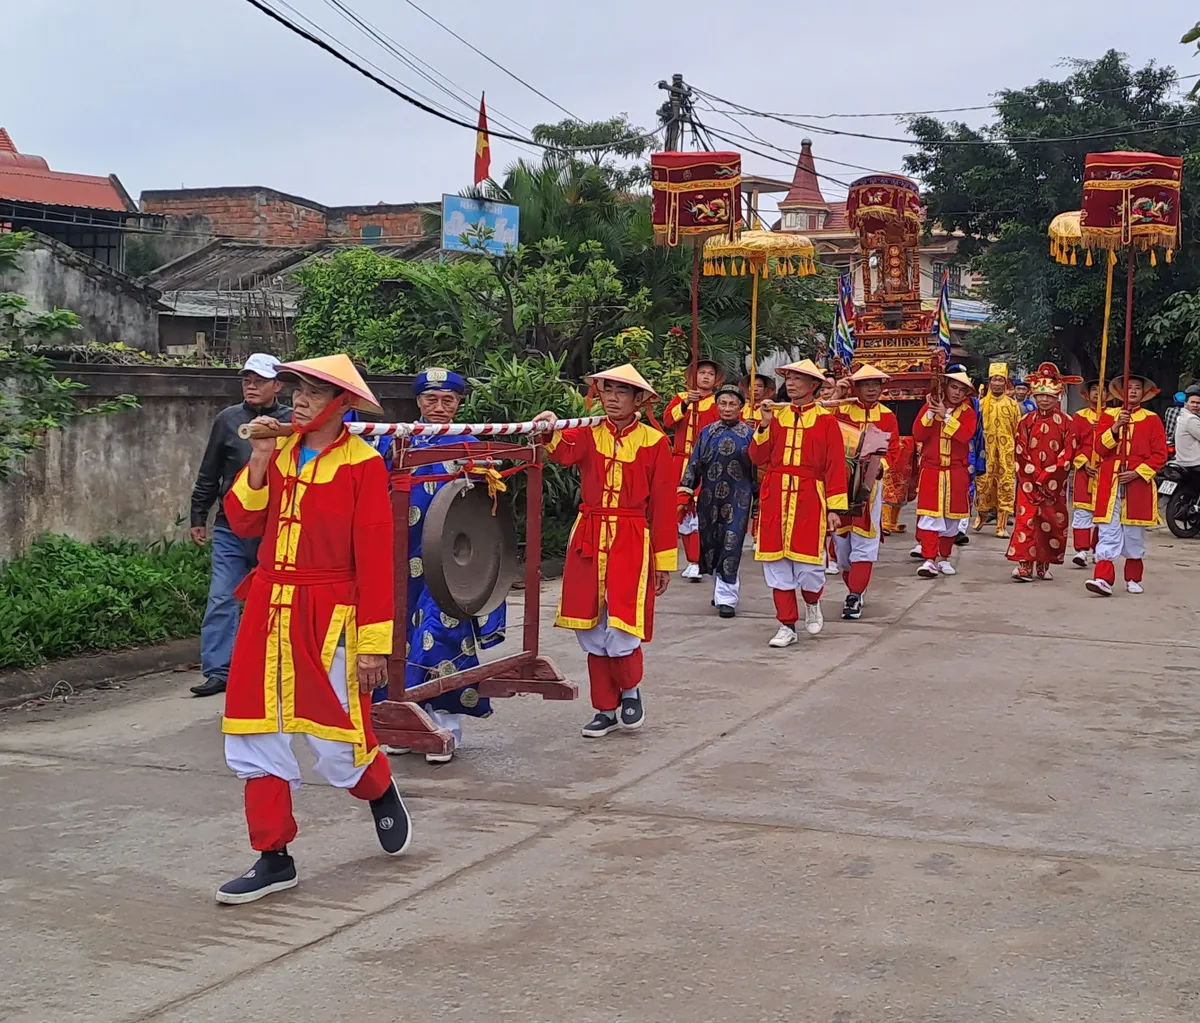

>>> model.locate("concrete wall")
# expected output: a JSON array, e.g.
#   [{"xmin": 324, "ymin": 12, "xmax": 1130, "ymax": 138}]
[
  {"xmin": 0, "ymin": 365, "xmax": 418, "ymax": 562},
  {"xmin": 1, "ymin": 235, "xmax": 162, "ymax": 351}
]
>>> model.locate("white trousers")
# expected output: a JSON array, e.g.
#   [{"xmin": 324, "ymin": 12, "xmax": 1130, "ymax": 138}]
[
  {"xmin": 224, "ymin": 647, "xmax": 370, "ymax": 792},
  {"xmin": 1095, "ymin": 493, "xmax": 1146, "ymax": 562},
  {"xmin": 917, "ymin": 514, "xmax": 965, "ymax": 537},
  {"xmin": 833, "ymin": 485, "xmax": 883, "ymax": 569},
  {"xmin": 762, "ymin": 558, "xmax": 826, "ymax": 594},
  {"xmin": 575, "ymin": 605, "xmax": 642, "ymax": 658},
  {"xmin": 678, "ymin": 510, "xmax": 698, "ymax": 536},
  {"xmin": 713, "ymin": 574, "xmax": 741, "ymax": 607},
  {"xmin": 957, "ymin": 517, "xmax": 969, "ymax": 535},
  {"xmin": 426, "ymin": 707, "xmax": 463, "ymax": 746},
  {"xmin": 1071, "ymin": 507, "xmax": 1095, "ymax": 530}
]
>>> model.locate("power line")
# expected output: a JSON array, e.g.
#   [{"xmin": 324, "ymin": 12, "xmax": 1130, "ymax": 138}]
[
  {"xmin": 694, "ymin": 86, "xmax": 1200, "ymax": 147},
  {"xmin": 397, "ymin": 0, "xmax": 582, "ymax": 122}
]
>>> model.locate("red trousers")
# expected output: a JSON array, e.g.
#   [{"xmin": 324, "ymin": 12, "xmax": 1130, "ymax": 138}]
[{"xmin": 587, "ymin": 649, "xmax": 643, "ymax": 711}]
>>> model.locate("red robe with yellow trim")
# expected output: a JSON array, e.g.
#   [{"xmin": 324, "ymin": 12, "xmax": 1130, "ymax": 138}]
[
  {"xmin": 1069, "ymin": 407, "xmax": 1101, "ymax": 511},
  {"xmin": 222, "ymin": 430, "xmax": 394, "ymax": 766},
  {"xmin": 1006, "ymin": 408, "xmax": 1074, "ymax": 565},
  {"xmin": 750, "ymin": 402, "xmax": 849, "ymax": 563},
  {"xmin": 913, "ymin": 401, "xmax": 978, "ymax": 518},
  {"xmin": 1091, "ymin": 407, "xmax": 1169, "ymax": 526},
  {"xmin": 831, "ymin": 399, "xmax": 900, "ymax": 538},
  {"xmin": 663, "ymin": 392, "xmax": 719, "ymax": 482},
  {"xmin": 546, "ymin": 419, "xmax": 678, "ymax": 641}
]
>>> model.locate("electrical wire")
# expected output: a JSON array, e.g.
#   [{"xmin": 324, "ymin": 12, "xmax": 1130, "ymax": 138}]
[
  {"xmin": 397, "ymin": 0, "xmax": 582, "ymax": 121},
  {"xmin": 694, "ymin": 85, "xmax": 1200, "ymax": 147}
]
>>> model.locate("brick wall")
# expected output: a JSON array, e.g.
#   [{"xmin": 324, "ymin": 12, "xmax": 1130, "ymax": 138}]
[{"xmin": 141, "ymin": 189, "xmax": 424, "ymax": 246}]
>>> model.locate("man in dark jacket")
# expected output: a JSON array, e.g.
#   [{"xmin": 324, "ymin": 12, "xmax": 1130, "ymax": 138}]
[{"xmin": 188, "ymin": 353, "xmax": 292, "ymax": 697}]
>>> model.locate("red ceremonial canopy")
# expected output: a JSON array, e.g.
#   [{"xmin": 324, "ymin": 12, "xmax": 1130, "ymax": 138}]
[
  {"xmin": 1080, "ymin": 151, "xmax": 1182, "ymax": 257},
  {"xmin": 650, "ymin": 151, "xmax": 741, "ymax": 247},
  {"xmin": 846, "ymin": 174, "xmax": 922, "ymax": 237}
]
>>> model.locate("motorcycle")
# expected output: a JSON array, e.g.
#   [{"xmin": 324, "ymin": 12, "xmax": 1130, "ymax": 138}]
[{"xmin": 1158, "ymin": 462, "xmax": 1200, "ymax": 538}]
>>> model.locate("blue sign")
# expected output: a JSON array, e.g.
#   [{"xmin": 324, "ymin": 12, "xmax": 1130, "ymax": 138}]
[{"xmin": 441, "ymin": 194, "xmax": 520, "ymax": 256}]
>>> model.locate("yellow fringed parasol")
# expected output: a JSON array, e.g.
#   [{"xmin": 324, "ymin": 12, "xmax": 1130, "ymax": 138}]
[{"xmin": 703, "ymin": 230, "xmax": 818, "ymax": 392}]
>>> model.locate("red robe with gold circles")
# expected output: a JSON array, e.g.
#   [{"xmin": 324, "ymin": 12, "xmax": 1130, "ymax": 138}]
[
  {"xmin": 1006, "ymin": 408, "xmax": 1074, "ymax": 565},
  {"xmin": 546, "ymin": 418, "xmax": 678, "ymax": 641},
  {"xmin": 750, "ymin": 402, "xmax": 849, "ymax": 563},
  {"xmin": 222, "ymin": 430, "xmax": 394, "ymax": 768}
]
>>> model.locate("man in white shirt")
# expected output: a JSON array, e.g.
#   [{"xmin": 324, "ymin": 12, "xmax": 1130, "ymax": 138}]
[{"xmin": 1176, "ymin": 386, "xmax": 1200, "ymax": 468}]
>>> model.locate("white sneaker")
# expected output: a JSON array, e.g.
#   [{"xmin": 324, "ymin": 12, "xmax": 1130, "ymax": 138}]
[
  {"xmin": 803, "ymin": 601, "xmax": 824, "ymax": 636},
  {"xmin": 937, "ymin": 560, "xmax": 956, "ymax": 576},
  {"xmin": 824, "ymin": 562, "xmax": 841, "ymax": 576},
  {"xmin": 909, "ymin": 544, "xmax": 924, "ymax": 559},
  {"xmin": 380, "ymin": 745, "xmax": 411, "ymax": 756},
  {"xmin": 1126, "ymin": 580, "xmax": 1144, "ymax": 594},
  {"xmin": 768, "ymin": 624, "xmax": 798, "ymax": 648},
  {"xmin": 917, "ymin": 559, "xmax": 939, "ymax": 578},
  {"xmin": 1071, "ymin": 551, "xmax": 1088, "ymax": 568},
  {"xmin": 425, "ymin": 749, "xmax": 454, "ymax": 764},
  {"xmin": 682, "ymin": 562, "xmax": 701, "ymax": 581},
  {"xmin": 1085, "ymin": 577, "xmax": 1113, "ymax": 596}
]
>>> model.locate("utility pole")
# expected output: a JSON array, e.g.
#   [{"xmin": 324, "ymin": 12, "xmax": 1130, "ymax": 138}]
[{"xmin": 657, "ymin": 73, "xmax": 691, "ymax": 151}]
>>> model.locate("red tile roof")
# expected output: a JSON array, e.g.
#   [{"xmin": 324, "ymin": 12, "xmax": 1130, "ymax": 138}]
[
  {"xmin": 779, "ymin": 138, "xmax": 828, "ymax": 209},
  {"xmin": 0, "ymin": 129, "xmax": 133, "ymax": 212}
]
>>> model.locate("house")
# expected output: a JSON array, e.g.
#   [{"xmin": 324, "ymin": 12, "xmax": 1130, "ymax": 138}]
[{"xmin": 0, "ymin": 128, "xmax": 140, "ymax": 270}]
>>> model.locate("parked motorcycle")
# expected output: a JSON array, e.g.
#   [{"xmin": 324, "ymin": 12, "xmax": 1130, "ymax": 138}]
[{"xmin": 1158, "ymin": 462, "xmax": 1200, "ymax": 538}]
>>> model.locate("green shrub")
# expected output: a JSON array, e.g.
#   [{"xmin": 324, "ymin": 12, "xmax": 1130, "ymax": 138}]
[{"xmin": 0, "ymin": 534, "xmax": 211, "ymax": 669}]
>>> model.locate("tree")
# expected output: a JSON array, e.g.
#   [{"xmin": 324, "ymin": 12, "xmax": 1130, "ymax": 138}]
[
  {"xmin": 0, "ymin": 232, "xmax": 137, "ymax": 478},
  {"xmin": 904, "ymin": 51, "xmax": 1200, "ymax": 388},
  {"xmin": 531, "ymin": 114, "xmax": 654, "ymax": 189}
]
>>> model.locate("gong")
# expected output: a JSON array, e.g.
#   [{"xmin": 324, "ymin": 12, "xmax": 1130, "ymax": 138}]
[{"xmin": 421, "ymin": 477, "xmax": 518, "ymax": 620}]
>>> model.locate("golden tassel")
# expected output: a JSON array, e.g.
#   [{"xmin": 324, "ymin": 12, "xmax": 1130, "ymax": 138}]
[
  {"xmin": 1085, "ymin": 250, "xmax": 1093, "ymax": 267},
  {"xmin": 1150, "ymin": 249, "xmax": 1157, "ymax": 267},
  {"xmin": 1070, "ymin": 250, "xmax": 1077, "ymax": 265},
  {"xmin": 1168, "ymin": 248, "xmax": 1175, "ymax": 263},
  {"xmin": 1109, "ymin": 250, "xmax": 1117, "ymax": 267}
]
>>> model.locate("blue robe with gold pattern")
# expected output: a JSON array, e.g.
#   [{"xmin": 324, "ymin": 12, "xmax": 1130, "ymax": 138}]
[{"xmin": 679, "ymin": 419, "xmax": 755, "ymax": 584}]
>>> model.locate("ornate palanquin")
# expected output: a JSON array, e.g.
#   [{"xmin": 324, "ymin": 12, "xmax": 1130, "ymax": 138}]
[{"xmin": 651, "ymin": 151, "xmax": 742, "ymax": 248}]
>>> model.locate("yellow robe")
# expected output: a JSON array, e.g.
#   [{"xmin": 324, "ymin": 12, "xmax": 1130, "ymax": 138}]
[{"xmin": 975, "ymin": 392, "xmax": 1021, "ymax": 515}]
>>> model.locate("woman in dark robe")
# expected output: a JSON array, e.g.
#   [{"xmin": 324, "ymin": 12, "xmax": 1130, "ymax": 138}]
[{"xmin": 678, "ymin": 384, "xmax": 756, "ymax": 617}]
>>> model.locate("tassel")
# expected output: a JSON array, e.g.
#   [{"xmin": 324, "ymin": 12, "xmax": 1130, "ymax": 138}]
[
  {"xmin": 1150, "ymin": 249, "xmax": 1157, "ymax": 267},
  {"xmin": 1085, "ymin": 250, "xmax": 1093, "ymax": 267},
  {"xmin": 1109, "ymin": 250, "xmax": 1118, "ymax": 267},
  {"xmin": 1168, "ymin": 248, "xmax": 1175, "ymax": 263},
  {"xmin": 1070, "ymin": 250, "xmax": 1077, "ymax": 265}
]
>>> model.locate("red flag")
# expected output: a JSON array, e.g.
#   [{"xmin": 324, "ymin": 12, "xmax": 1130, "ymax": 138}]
[{"xmin": 473, "ymin": 93, "xmax": 490, "ymax": 185}]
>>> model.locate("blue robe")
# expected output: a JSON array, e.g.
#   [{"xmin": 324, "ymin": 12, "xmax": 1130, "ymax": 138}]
[
  {"xmin": 968, "ymin": 396, "xmax": 987, "ymax": 500},
  {"xmin": 679, "ymin": 419, "xmax": 755, "ymax": 583},
  {"xmin": 372, "ymin": 430, "xmax": 506, "ymax": 714}
]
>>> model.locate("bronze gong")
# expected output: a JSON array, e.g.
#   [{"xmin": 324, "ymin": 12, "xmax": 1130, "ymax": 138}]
[{"xmin": 421, "ymin": 477, "xmax": 518, "ymax": 620}]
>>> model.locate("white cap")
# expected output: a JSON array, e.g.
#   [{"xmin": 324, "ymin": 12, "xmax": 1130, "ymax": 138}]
[{"xmin": 240, "ymin": 353, "xmax": 280, "ymax": 379}]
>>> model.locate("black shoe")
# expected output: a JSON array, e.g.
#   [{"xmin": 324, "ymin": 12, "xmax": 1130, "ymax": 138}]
[
  {"xmin": 619, "ymin": 695, "xmax": 645, "ymax": 730},
  {"xmin": 369, "ymin": 779, "xmax": 412, "ymax": 856},
  {"xmin": 842, "ymin": 593, "xmax": 863, "ymax": 620},
  {"xmin": 717, "ymin": 604, "xmax": 736, "ymax": 618},
  {"xmin": 215, "ymin": 849, "xmax": 297, "ymax": 905},
  {"xmin": 953, "ymin": 533, "xmax": 970, "ymax": 547},
  {"xmin": 581, "ymin": 712, "xmax": 619, "ymax": 738},
  {"xmin": 190, "ymin": 676, "xmax": 226, "ymax": 697}
]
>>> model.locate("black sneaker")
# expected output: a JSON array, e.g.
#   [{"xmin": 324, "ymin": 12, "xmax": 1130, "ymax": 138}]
[
  {"xmin": 717, "ymin": 604, "xmax": 736, "ymax": 618},
  {"xmin": 190, "ymin": 676, "xmax": 226, "ymax": 697},
  {"xmin": 581, "ymin": 712, "xmax": 619, "ymax": 738},
  {"xmin": 215, "ymin": 849, "xmax": 297, "ymax": 905},
  {"xmin": 953, "ymin": 532, "xmax": 970, "ymax": 547},
  {"xmin": 369, "ymin": 779, "xmax": 412, "ymax": 856},
  {"xmin": 842, "ymin": 593, "xmax": 863, "ymax": 620},
  {"xmin": 619, "ymin": 695, "xmax": 645, "ymax": 730}
]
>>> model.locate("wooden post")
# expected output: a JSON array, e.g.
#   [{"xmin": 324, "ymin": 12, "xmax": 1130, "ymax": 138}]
[
  {"xmin": 1122, "ymin": 248, "xmax": 1136, "ymax": 408},
  {"xmin": 523, "ymin": 452, "xmax": 542, "ymax": 659}
]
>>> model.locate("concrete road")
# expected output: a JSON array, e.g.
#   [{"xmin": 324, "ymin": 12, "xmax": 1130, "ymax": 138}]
[{"xmin": 4, "ymin": 525, "xmax": 1200, "ymax": 1023}]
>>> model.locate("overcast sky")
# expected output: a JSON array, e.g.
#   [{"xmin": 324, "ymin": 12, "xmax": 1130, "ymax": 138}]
[{"xmin": 6, "ymin": 0, "xmax": 1195, "ymax": 215}]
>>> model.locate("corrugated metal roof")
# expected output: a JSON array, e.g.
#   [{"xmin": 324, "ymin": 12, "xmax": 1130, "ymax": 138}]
[{"xmin": 146, "ymin": 241, "xmax": 320, "ymax": 291}]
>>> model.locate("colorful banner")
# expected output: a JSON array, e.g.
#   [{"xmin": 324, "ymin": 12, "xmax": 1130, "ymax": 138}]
[
  {"xmin": 932, "ymin": 270, "xmax": 952, "ymax": 356},
  {"xmin": 831, "ymin": 272, "xmax": 856, "ymax": 366},
  {"xmin": 651, "ymin": 151, "xmax": 742, "ymax": 247}
]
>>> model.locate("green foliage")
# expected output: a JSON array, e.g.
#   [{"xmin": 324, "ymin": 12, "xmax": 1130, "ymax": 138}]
[
  {"xmin": 905, "ymin": 51, "xmax": 1200, "ymax": 387},
  {"xmin": 1146, "ymin": 287, "xmax": 1200, "ymax": 374},
  {"xmin": 122, "ymin": 238, "xmax": 164, "ymax": 278},
  {"xmin": 592, "ymin": 325, "xmax": 688, "ymax": 410},
  {"xmin": 0, "ymin": 232, "xmax": 138, "ymax": 478},
  {"xmin": 1184, "ymin": 22, "xmax": 1200, "ymax": 98},
  {"xmin": 0, "ymin": 534, "xmax": 210, "ymax": 668}
]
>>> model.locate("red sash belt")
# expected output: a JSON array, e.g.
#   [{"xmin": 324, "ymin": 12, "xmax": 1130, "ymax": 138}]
[
  {"xmin": 235, "ymin": 565, "xmax": 355, "ymax": 601},
  {"xmin": 573, "ymin": 503, "xmax": 645, "ymax": 558}
]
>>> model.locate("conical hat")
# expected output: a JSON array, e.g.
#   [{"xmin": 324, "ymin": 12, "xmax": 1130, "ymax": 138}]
[
  {"xmin": 849, "ymin": 362, "xmax": 890, "ymax": 383},
  {"xmin": 276, "ymin": 354, "xmax": 383, "ymax": 415},
  {"xmin": 586, "ymin": 363, "xmax": 658, "ymax": 398},
  {"xmin": 945, "ymin": 370, "xmax": 973, "ymax": 388},
  {"xmin": 775, "ymin": 358, "xmax": 825, "ymax": 382},
  {"xmin": 1108, "ymin": 372, "xmax": 1160, "ymax": 403}
]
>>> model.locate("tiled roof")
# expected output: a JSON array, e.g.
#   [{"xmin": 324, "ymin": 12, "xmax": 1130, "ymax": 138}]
[
  {"xmin": 779, "ymin": 139, "xmax": 828, "ymax": 209},
  {"xmin": 0, "ymin": 129, "xmax": 134, "ymax": 212}
]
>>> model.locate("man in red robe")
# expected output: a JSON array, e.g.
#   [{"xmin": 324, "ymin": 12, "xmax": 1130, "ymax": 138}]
[
  {"xmin": 1085, "ymin": 372, "xmax": 1169, "ymax": 596},
  {"xmin": 663, "ymin": 358, "xmax": 722, "ymax": 580},
  {"xmin": 912, "ymin": 369, "xmax": 979, "ymax": 579},
  {"xmin": 1005, "ymin": 362, "xmax": 1078, "ymax": 581},
  {"xmin": 217, "ymin": 354, "xmax": 409, "ymax": 905},
  {"xmin": 829, "ymin": 363, "xmax": 900, "ymax": 620},
  {"xmin": 532, "ymin": 364, "xmax": 677, "ymax": 737},
  {"xmin": 750, "ymin": 358, "xmax": 849, "ymax": 647}
]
